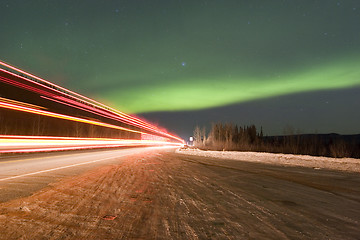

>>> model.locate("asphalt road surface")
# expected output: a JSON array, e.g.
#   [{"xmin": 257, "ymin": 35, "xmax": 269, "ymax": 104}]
[
  {"xmin": 0, "ymin": 148, "xmax": 359, "ymax": 239},
  {"xmin": 0, "ymin": 147, "xmax": 173, "ymax": 203}
]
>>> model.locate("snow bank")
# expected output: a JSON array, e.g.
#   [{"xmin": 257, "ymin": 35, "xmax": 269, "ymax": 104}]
[{"xmin": 176, "ymin": 148, "xmax": 360, "ymax": 173}]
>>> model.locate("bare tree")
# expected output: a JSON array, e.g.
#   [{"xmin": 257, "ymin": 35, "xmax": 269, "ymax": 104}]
[{"xmin": 193, "ymin": 125, "xmax": 202, "ymax": 147}]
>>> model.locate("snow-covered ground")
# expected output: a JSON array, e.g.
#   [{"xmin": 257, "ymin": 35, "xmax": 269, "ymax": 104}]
[{"xmin": 176, "ymin": 148, "xmax": 360, "ymax": 173}]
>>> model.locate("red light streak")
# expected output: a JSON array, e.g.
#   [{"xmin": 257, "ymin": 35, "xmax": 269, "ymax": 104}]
[
  {"xmin": 0, "ymin": 99, "xmax": 184, "ymax": 144},
  {"xmin": 0, "ymin": 61, "xmax": 164, "ymax": 131},
  {"xmin": 0, "ymin": 60, "xmax": 184, "ymax": 144},
  {"xmin": 0, "ymin": 99, "xmax": 142, "ymax": 134}
]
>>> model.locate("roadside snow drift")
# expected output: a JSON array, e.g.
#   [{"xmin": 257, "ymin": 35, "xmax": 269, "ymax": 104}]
[{"xmin": 177, "ymin": 148, "xmax": 360, "ymax": 173}]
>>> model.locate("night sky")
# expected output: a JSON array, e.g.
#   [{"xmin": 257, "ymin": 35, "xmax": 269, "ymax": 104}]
[{"xmin": 1, "ymin": 0, "xmax": 360, "ymax": 138}]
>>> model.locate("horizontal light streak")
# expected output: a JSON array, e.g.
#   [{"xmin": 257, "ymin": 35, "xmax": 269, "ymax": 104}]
[
  {"xmin": 0, "ymin": 135, "xmax": 127, "ymax": 141},
  {"xmin": 0, "ymin": 135, "xmax": 183, "ymax": 153}
]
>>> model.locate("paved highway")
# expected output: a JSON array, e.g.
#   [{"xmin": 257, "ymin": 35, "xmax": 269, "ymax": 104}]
[
  {"xmin": 0, "ymin": 146, "xmax": 175, "ymax": 202},
  {"xmin": 0, "ymin": 149, "xmax": 359, "ymax": 239}
]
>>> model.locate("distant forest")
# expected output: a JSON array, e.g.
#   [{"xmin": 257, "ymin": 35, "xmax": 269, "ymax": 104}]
[{"xmin": 193, "ymin": 123, "xmax": 360, "ymax": 159}]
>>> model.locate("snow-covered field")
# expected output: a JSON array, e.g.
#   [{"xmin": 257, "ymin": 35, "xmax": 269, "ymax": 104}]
[{"xmin": 176, "ymin": 148, "xmax": 360, "ymax": 173}]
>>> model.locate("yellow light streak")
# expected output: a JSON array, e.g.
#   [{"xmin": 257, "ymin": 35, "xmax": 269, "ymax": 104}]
[
  {"xmin": 0, "ymin": 100, "xmax": 142, "ymax": 134},
  {"xmin": 0, "ymin": 97, "xmax": 46, "ymax": 110}
]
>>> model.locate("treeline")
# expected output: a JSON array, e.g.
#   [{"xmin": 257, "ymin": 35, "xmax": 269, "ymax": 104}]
[{"xmin": 193, "ymin": 123, "xmax": 360, "ymax": 158}]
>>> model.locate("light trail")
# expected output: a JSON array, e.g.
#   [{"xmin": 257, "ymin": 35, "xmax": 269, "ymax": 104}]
[
  {"xmin": 0, "ymin": 97, "xmax": 183, "ymax": 144},
  {"xmin": 0, "ymin": 60, "xmax": 184, "ymax": 148},
  {"xmin": 0, "ymin": 99, "xmax": 142, "ymax": 134},
  {"xmin": 0, "ymin": 97, "xmax": 46, "ymax": 110},
  {"xmin": 0, "ymin": 135, "xmax": 183, "ymax": 153},
  {"xmin": 0, "ymin": 61, "xmax": 183, "ymax": 143}
]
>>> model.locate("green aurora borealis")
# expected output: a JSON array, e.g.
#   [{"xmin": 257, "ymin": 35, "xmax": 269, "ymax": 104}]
[
  {"xmin": 105, "ymin": 56, "xmax": 360, "ymax": 113},
  {"xmin": 1, "ymin": 0, "xmax": 360, "ymax": 135}
]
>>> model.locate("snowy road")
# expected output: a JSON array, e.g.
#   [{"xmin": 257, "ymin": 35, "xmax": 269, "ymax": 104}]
[{"xmin": 0, "ymin": 149, "xmax": 359, "ymax": 239}]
